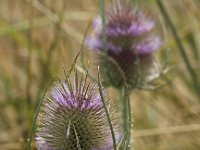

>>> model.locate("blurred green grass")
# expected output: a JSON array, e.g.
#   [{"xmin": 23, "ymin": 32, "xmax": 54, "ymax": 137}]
[{"xmin": 0, "ymin": 0, "xmax": 200, "ymax": 149}]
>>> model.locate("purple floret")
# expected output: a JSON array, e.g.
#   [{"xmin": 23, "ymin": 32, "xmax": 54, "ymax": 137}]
[
  {"xmin": 88, "ymin": 11, "xmax": 161, "ymax": 54},
  {"xmin": 128, "ymin": 19, "xmax": 155, "ymax": 36},
  {"xmin": 134, "ymin": 36, "xmax": 162, "ymax": 54}
]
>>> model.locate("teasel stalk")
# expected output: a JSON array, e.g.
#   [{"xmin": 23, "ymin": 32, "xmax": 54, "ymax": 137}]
[
  {"xmin": 156, "ymin": 0, "xmax": 200, "ymax": 98},
  {"xmin": 87, "ymin": 0, "xmax": 163, "ymax": 148},
  {"xmin": 34, "ymin": 67, "xmax": 122, "ymax": 150}
]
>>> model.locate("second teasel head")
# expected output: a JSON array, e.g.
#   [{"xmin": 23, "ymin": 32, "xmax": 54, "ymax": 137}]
[{"xmin": 86, "ymin": 0, "xmax": 162, "ymax": 89}]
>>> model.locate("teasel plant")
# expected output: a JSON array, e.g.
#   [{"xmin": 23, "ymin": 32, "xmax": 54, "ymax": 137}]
[
  {"xmin": 27, "ymin": 0, "xmax": 169, "ymax": 149},
  {"xmin": 27, "ymin": 57, "xmax": 127, "ymax": 150},
  {"xmin": 85, "ymin": 0, "xmax": 169, "ymax": 149}
]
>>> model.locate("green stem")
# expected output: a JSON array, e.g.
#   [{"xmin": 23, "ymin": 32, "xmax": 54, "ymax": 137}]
[
  {"xmin": 27, "ymin": 80, "xmax": 53, "ymax": 150},
  {"xmin": 80, "ymin": 23, "xmax": 91, "ymax": 69},
  {"xmin": 99, "ymin": 0, "xmax": 114, "ymax": 84},
  {"xmin": 120, "ymin": 88, "xmax": 128, "ymax": 132},
  {"xmin": 156, "ymin": 0, "xmax": 200, "ymax": 98},
  {"xmin": 127, "ymin": 89, "xmax": 132, "ymax": 149},
  {"xmin": 98, "ymin": 69, "xmax": 117, "ymax": 150},
  {"xmin": 100, "ymin": 0, "xmax": 107, "ymax": 54},
  {"xmin": 26, "ymin": 0, "xmax": 33, "ymax": 108},
  {"xmin": 120, "ymin": 86, "xmax": 131, "ymax": 149}
]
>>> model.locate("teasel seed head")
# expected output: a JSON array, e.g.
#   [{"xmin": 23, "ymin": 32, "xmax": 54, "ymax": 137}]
[
  {"xmin": 35, "ymin": 70, "xmax": 121, "ymax": 150},
  {"xmin": 86, "ymin": 0, "xmax": 162, "ymax": 89}
]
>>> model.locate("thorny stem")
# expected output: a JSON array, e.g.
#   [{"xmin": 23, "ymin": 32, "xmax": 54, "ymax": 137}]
[
  {"xmin": 156, "ymin": 0, "xmax": 200, "ymax": 98},
  {"xmin": 32, "ymin": 0, "xmax": 68, "ymax": 108},
  {"xmin": 120, "ymin": 88, "xmax": 128, "ymax": 132},
  {"xmin": 26, "ymin": 0, "xmax": 33, "ymax": 108},
  {"xmin": 99, "ymin": 1, "xmax": 132, "ymax": 149},
  {"xmin": 100, "ymin": 0, "xmax": 107, "ymax": 54},
  {"xmin": 99, "ymin": 0, "xmax": 113, "ymax": 84},
  {"xmin": 98, "ymin": 67, "xmax": 117, "ymax": 150},
  {"xmin": 27, "ymin": 80, "xmax": 53, "ymax": 150},
  {"xmin": 127, "ymin": 89, "xmax": 132, "ymax": 149},
  {"xmin": 120, "ymin": 86, "xmax": 132, "ymax": 150},
  {"xmin": 80, "ymin": 23, "xmax": 91, "ymax": 69}
]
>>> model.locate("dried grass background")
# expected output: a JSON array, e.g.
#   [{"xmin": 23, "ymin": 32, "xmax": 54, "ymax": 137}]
[{"xmin": 0, "ymin": 0, "xmax": 200, "ymax": 149}]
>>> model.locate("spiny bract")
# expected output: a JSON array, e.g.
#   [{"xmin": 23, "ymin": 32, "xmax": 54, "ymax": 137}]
[{"xmin": 36, "ymin": 70, "xmax": 121, "ymax": 150}]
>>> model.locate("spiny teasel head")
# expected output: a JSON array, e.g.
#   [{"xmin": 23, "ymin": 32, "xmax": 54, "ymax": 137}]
[
  {"xmin": 86, "ymin": 0, "xmax": 162, "ymax": 88},
  {"xmin": 35, "ymin": 69, "xmax": 121, "ymax": 150}
]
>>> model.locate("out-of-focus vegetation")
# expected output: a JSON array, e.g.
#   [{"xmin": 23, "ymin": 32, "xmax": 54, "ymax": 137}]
[{"xmin": 0, "ymin": 0, "xmax": 200, "ymax": 149}]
